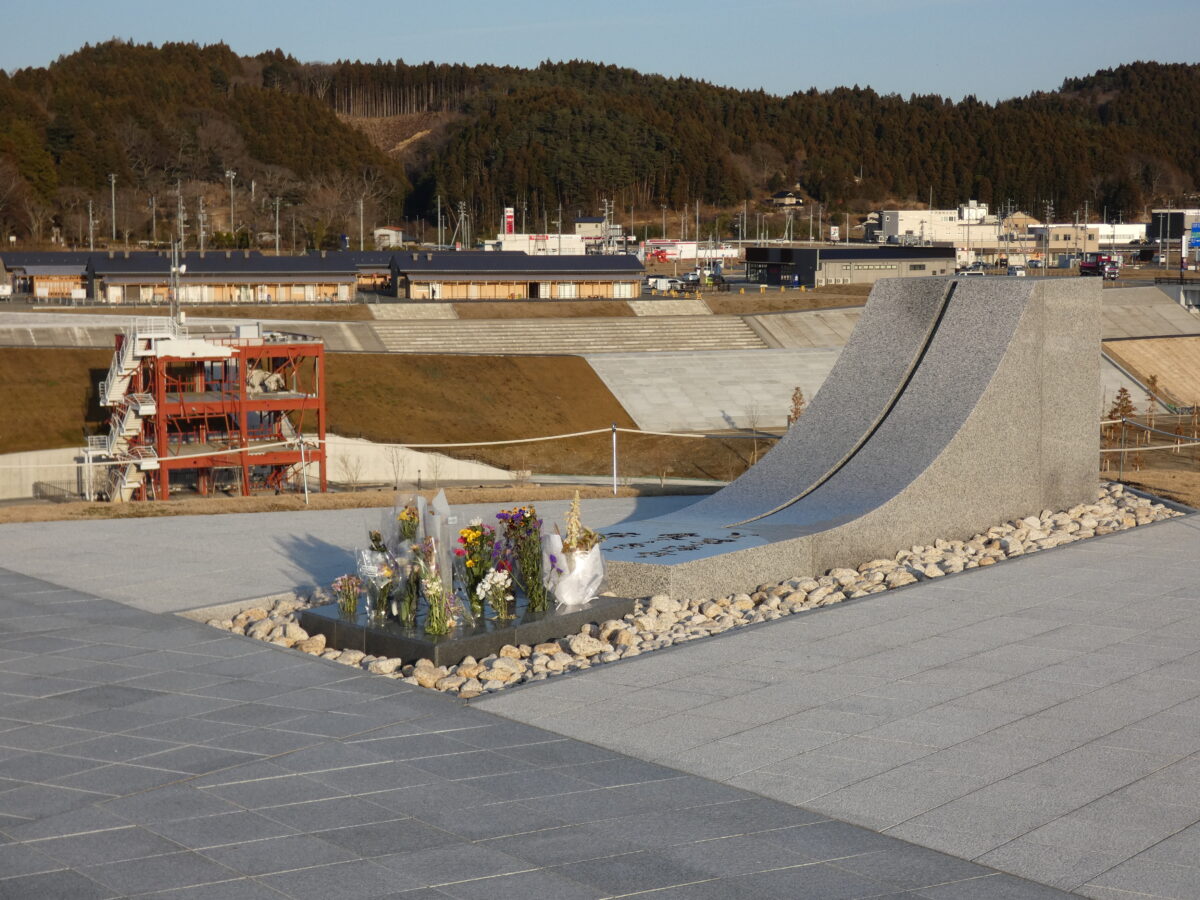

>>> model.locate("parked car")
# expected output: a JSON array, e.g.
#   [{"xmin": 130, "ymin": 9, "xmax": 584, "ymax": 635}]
[{"xmin": 1007, "ymin": 265, "xmax": 1027, "ymax": 277}]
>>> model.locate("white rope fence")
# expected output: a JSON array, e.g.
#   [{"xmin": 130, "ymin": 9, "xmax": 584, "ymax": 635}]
[{"xmin": 1101, "ymin": 417, "xmax": 1200, "ymax": 456}]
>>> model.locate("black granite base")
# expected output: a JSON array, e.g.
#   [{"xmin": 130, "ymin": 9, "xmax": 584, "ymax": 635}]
[{"xmin": 298, "ymin": 594, "xmax": 636, "ymax": 667}]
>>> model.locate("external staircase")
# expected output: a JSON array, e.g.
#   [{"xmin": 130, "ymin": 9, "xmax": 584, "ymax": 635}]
[{"xmin": 89, "ymin": 318, "xmax": 182, "ymax": 501}]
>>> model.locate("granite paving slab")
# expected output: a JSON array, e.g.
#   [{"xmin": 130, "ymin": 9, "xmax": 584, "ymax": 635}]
[
  {"xmin": 0, "ymin": 561, "xmax": 1061, "ymax": 898},
  {"xmin": 481, "ymin": 514, "xmax": 1200, "ymax": 898}
]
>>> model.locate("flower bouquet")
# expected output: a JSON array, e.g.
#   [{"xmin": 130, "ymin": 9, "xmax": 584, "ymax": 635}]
[
  {"xmin": 415, "ymin": 537, "xmax": 457, "ymax": 636},
  {"xmin": 331, "ymin": 574, "xmax": 361, "ymax": 618},
  {"xmin": 544, "ymin": 493, "xmax": 606, "ymax": 607},
  {"xmin": 497, "ymin": 505, "xmax": 550, "ymax": 612},
  {"xmin": 476, "ymin": 561, "xmax": 516, "ymax": 620},
  {"xmin": 455, "ymin": 519, "xmax": 497, "ymax": 616},
  {"xmin": 356, "ymin": 548, "xmax": 396, "ymax": 622}
]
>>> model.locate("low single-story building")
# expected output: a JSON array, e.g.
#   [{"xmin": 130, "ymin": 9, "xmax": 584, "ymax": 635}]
[
  {"xmin": 373, "ymin": 226, "xmax": 405, "ymax": 249},
  {"xmin": 746, "ymin": 246, "xmax": 956, "ymax": 287},
  {"xmin": 88, "ymin": 251, "xmax": 357, "ymax": 304},
  {"xmin": 326, "ymin": 250, "xmax": 395, "ymax": 292},
  {"xmin": 1, "ymin": 251, "xmax": 96, "ymax": 298},
  {"xmin": 390, "ymin": 252, "xmax": 643, "ymax": 300}
]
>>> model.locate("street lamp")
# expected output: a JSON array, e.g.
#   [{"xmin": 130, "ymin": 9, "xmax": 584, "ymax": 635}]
[
  {"xmin": 108, "ymin": 174, "xmax": 117, "ymax": 241},
  {"xmin": 225, "ymin": 170, "xmax": 236, "ymax": 244}
]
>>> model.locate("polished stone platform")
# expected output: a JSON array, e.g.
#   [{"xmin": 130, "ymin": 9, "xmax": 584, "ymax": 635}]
[{"xmin": 299, "ymin": 594, "xmax": 635, "ymax": 667}]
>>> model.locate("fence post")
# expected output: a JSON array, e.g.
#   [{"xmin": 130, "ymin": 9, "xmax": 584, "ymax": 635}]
[
  {"xmin": 611, "ymin": 423, "xmax": 618, "ymax": 496},
  {"xmin": 1119, "ymin": 418, "xmax": 1127, "ymax": 482}
]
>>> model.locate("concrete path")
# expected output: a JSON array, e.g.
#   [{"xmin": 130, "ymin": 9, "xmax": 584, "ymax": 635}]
[
  {"xmin": 0, "ymin": 497, "xmax": 696, "ymax": 615},
  {"xmin": 479, "ymin": 515, "xmax": 1200, "ymax": 898},
  {"xmin": 0, "ymin": 567, "xmax": 1058, "ymax": 898},
  {"xmin": 586, "ymin": 349, "xmax": 842, "ymax": 431}
]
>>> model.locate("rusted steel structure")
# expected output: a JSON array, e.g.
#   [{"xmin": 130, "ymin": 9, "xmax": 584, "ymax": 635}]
[{"xmin": 90, "ymin": 318, "xmax": 326, "ymax": 501}]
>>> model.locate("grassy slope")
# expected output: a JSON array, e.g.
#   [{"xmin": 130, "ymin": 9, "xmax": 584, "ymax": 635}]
[
  {"xmin": 0, "ymin": 348, "xmax": 112, "ymax": 453},
  {"xmin": 0, "ymin": 349, "xmax": 765, "ymax": 482}
]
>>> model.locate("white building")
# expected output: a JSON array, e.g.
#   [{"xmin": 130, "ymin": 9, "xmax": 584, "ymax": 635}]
[
  {"xmin": 373, "ymin": 227, "xmax": 405, "ymax": 248},
  {"xmin": 642, "ymin": 240, "xmax": 740, "ymax": 262},
  {"xmin": 876, "ymin": 201, "xmax": 998, "ymax": 245},
  {"xmin": 483, "ymin": 233, "xmax": 587, "ymax": 256},
  {"xmin": 1097, "ymin": 223, "xmax": 1147, "ymax": 244}
]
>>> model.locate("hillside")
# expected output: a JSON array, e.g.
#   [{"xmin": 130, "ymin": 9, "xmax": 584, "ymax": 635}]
[{"xmin": 1, "ymin": 44, "xmax": 1198, "ymax": 247}]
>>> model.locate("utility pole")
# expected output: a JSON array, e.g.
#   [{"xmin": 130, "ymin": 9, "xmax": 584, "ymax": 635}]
[
  {"xmin": 436, "ymin": 195, "xmax": 442, "ymax": 247},
  {"xmin": 661, "ymin": 205, "xmax": 667, "ymax": 240},
  {"xmin": 87, "ymin": 199, "xmax": 94, "ymax": 251},
  {"xmin": 1043, "ymin": 201, "xmax": 1054, "ymax": 275},
  {"xmin": 108, "ymin": 174, "xmax": 117, "ymax": 241},
  {"xmin": 176, "ymin": 180, "xmax": 185, "ymax": 248},
  {"xmin": 225, "ymin": 169, "xmax": 236, "ymax": 244},
  {"xmin": 198, "ymin": 196, "xmax": 206, "ymax": 253},
  {"xmin": 359, "ymin": 197, "xmax": 364, "ymax": 251},
  {"xmin": 149, "ymin": 196, "xmax": 156, "ymax": 245},
  {"xmin": 274, "ymin": 198, "xmax": 281, "ymax": 255},
  {"xmin": 555, "ymin": 203, "xmax": 562, "ymax": 256}
]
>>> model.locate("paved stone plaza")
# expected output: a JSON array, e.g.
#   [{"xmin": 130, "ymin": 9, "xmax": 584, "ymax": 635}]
[{"xmin": 0, "ymin": 501, "xmax": 1196, "ymax": 897}]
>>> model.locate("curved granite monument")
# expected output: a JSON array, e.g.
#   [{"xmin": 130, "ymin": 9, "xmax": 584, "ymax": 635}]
[{"xmin": 603, "ymin": 276, "xmax": 1100, "ymax": 597}]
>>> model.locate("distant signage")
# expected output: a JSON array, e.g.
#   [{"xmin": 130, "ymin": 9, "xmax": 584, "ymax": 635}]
[
  {"xmin": 504, "ymin": 207, "xmax": 515, "ymax": 235},
  {"xmin": 829, "ymin": 226, "xmax": 840, "ymax": 241}
]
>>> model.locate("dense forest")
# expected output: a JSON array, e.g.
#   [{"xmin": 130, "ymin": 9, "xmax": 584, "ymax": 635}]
[{"xmin": 0, "ymin": 41, "xmax": 1197, "ymax": 248}]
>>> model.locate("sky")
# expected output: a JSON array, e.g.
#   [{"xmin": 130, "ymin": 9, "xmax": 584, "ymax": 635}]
[{"xmin": 5, "ymin": 0, "xmax": 1200, "ymax": 101}]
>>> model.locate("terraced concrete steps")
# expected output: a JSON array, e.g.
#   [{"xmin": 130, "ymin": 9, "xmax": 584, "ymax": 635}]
[{"xmin": 371, "ymin": 315, "xmax": 766, "ymax": 354}]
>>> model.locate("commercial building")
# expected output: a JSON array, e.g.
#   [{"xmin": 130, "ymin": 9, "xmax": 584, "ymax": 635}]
[
  {"xmin": 482, "ymin": 233, "xmax": 588, "ymax": 256},
  {"xmin": 390, "ymin": 252, "xmax": 642, "ymax": 300},
  {"xmin": 332, "ymin": 250, "xmax": 395, "ymax": 292},
  {"xmin": 746, "ymin": 246, "xmax": 955, "ymax": 287},
  {"xmin": 1147, "ymin": 209, "xmax": 1200, "ymax": 242},
  {"xmin": 874, "ymin": 201, "xmax": 995, "ymax": 244},
  {"xmin": 87, "ymin": 252, "xmax": 357, "ymax": 304},
  {"xmin": 1, "ymin": 251, "xmax": 101, "ymax": 298}
]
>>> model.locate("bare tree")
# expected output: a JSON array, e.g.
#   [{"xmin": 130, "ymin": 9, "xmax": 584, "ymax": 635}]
[
  {"xmin": 386, "ymin": 446, "xmax": 406, "ymax": 489},
  {"xmin": 337, "ymin": 452, "xmax": 364, "ymax": 490},
  {"xmin": 20, "ymin": 195, "xmax": 53, "ymax": 244},
  {"xmin": 0, "ymin": 159, "xmax": 26, "ymax": 232},
  {"xmin": 426, "ymin": 452, "xmax": 443, "ymax": 489},
  {"xmin": 744, "ymin": 403, "xmax": 763, "ymax": 465}
]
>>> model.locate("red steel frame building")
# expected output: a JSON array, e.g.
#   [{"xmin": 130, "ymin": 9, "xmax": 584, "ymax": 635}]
[{"xmin": 98, "ymin": 322, "xmax": 326, "ymax": 501}]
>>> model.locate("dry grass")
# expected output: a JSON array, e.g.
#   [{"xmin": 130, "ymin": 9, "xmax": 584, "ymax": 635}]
[
  {"xmin": 1103, "ymin": 337, "xmax": 1200, "ymax": 409},
  {"xmin": 705, "ymin": 286, "xmax": 870, "ymax": 315},
  {"xmin": 452, "ymin": 301, "xmax": 634, "ymax": 319},
  {"xmin": 0, "ymin": 349, "xmax": 770, "ymax": 485},
  {"xmin": 325, "ymin": 353, "xmax": 767, "ymax": 480},
  {"xmin": 1118, "ymin": 468, "xmax": 1200, "ymax": 509},
  {"xmin": 0, "ymin": 348, "xmax": 112, "ymax": 453}
]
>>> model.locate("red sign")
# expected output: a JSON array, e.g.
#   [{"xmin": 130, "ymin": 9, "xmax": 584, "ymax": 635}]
[{"xmin": 504, "ymin": 207, "xmax": 515, "ymax": 235}]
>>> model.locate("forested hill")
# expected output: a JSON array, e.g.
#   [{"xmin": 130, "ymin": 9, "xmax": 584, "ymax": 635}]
[{"xmin": 0, "ymin": 42, "xmax": 1197, "ymax": 246}]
